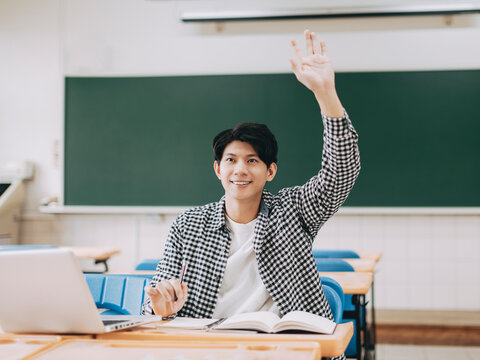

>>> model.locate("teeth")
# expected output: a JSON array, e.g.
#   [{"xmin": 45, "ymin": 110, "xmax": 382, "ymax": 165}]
[{"xmin": 232, "ymin": 181, "xmax": 250, "ymax": 185}]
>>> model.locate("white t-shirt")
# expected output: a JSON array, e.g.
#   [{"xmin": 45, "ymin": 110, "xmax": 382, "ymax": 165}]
[{"xmin": 212, "ymin": 215, "xmax": 280, "ymax": 318}]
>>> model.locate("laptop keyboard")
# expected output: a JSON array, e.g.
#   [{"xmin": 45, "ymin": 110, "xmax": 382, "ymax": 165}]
[{"xmin": 102, "ymin": 319, "xmax": 130, "ymax": 326}]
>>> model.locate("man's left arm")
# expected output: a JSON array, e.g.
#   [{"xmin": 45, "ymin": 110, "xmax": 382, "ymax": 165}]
[{"xmin": 288, "ymin": 30, "xmax": 360, "ymax": 236}]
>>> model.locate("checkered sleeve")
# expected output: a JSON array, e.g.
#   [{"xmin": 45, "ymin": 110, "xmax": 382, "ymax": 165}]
[
  {"xmin": 141, "ymin": 216, "xmax": 184, "ymax": 315},
  {"xmin": 284, "ymin": 111, "xmax": 360, "ymax": 238}
]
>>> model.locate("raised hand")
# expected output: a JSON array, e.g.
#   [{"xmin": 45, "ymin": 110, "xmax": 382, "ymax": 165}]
[
  {"xmin": 290, "ymin": 30, "xmax": 344, "ymax": 117},
  {"xmin": 145, "ymin": 278, "xmax": 188, "ymax": 317},
  {"xmin": 290, "ymin": 29, "xmax": 336, "ymax": 95}
]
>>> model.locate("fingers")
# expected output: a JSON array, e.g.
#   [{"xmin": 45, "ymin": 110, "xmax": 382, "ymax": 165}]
[
  {"xmin": 145, "ymin": 285, "xmax": 170, "ymax": 316},
  {"xmin": 311, "ymin": 32, "xmax": 321, "ymax": 55},
  {"xmin": 144, "ymin": 285, "xmax": 160, "ymax": 298},
  {"xmin": 145, "ymin": 278, "xmax": 189, "ymax": 317},
  {"xmin": 168, "ymin": 278, "xmax": 185, "ymax": 301},
  {"xmin": 158, "ymin": 281, "xmax": 175, "ymax": 302},
  {"xmin": 289, "ymin": 58, "xmax": 298, "ymax": 72},
  {"xmin": 320, "ymin": 40, "xmax": 328, "ymax": 57},
  {"xmin": 305, "ymin": 29, "xmax": 314, "ymax": 56},
  {"xmin": 290, "ymin": 39, "xmax": 304, "ymax": 63}
]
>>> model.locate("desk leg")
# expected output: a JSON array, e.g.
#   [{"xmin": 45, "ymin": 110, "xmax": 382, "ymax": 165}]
[
  {"xmin": 349, "ymin": 295, "xmax": 363, "ymax": 360},
  {"xmin": 361, "ymin": 294, "xmax": 370, "ymax": 360},
  {"xmin": 94, "ymin": 259, "xmax": 109, "ymax": 273},
  {"xmin": 370, "ymin": 277, "xmax": 376, "ymax": 360}
]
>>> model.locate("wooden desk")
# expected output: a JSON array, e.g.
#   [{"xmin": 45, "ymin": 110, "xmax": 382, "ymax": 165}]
[
  {"xmin": 356, "ymin": 250, "xmax": 382, "ymax": 263},
  {"xmin": 342, "ymin": 258, "xmax": 376, "ymax": 272},
  {"xmin": 25, "ymin": 338, "xmax": 322, "ymax": 360},
  {"xmin": 96, "ymin": 322, "xmax": 353, "ymax": 358},
  {"xmin": 0, "ymin": 334, "xmax": 92, "ymax": 360},
  {"xmin": 64, "ymin": 246, "xmax": 121, "ymax": 272},
  {"xmin": 319, "ymin": 272, "xmax": 373, "ymax": 295},
  {"xmin": 0, "ymin": 325, "xmax": 353, "ymax": 359},
  {"xmin": 0, "ymin": 334, "xmax": 62, "ymax": 359}
]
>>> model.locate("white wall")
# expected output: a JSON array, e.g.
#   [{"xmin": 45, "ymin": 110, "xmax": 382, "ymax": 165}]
[{"xmin": 1, "ymin": 0, "xmax": 479, "ymax": 310}]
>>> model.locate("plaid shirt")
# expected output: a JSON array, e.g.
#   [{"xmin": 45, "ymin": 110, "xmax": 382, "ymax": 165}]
[{"xmin": 143, "ymin": 112, "xmax": 360, "ymax": 323}]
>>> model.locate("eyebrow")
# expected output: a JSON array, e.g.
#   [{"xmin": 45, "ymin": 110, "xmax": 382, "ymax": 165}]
[{"xmin": 224, "ymin": 153, "xmax": 259, "ymax": 157}]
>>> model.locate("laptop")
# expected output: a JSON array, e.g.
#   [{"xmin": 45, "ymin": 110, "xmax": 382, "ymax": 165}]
[{"xmin": 0, "ymin": 248, "xmax": 162, "ymax": 333}]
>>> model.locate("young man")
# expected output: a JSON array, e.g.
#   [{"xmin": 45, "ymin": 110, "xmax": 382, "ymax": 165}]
[{"xmin": 143, "ymin": 30, "xmax": 360, "ymax": 358}]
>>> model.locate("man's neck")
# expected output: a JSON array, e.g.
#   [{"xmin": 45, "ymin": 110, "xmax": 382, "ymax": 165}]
[{"xmin": 224, "ymin": 195, "xmax": 261, "ymax": 224}]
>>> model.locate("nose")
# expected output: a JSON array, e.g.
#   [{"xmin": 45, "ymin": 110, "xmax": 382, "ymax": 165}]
[{"xmin": 234, "ymin": 160, "xmax": 248, "ymax": 174}]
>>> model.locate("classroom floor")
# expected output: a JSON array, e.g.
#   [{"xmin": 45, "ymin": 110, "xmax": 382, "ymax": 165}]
[{"xmin": 373, "ymin": 344, "xmax": 480, "ymax": 360}]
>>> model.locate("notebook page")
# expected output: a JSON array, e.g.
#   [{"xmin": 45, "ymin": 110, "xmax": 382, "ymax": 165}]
[
  {"xmin": 218, "ymin": 311, "xmax": 280, "ymax": 332},
  {"xmin": 274, "ymin": 311, "xmax": 336, "ymax": 333}
]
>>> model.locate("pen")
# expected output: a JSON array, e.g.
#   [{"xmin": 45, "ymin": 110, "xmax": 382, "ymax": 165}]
[
  {"xmin": 174, "ymin": 261, "xmax": 188, "ymax": 301},
  {"xmin": 179, "ymin": 261, "xmax": 188, "ymax": 284}
]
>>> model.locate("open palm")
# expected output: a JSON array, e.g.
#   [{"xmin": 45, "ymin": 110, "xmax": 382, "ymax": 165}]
[{"xmin": 290, "ymin": 30, "xmax": 336, "ymax": 95}]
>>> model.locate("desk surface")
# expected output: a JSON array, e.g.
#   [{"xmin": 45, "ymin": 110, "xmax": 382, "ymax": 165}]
[
  {"xmin": 356, "ymin": 250, "xmax": 382, "ymax": 263},
  {"xmin": 0, "ymin": 333, "xmax": 92, "ymax": 360},
  {"xmin": 319, "ymin": 272, "xmax": 373, "ymax": 295},
  {"xmin": 64, "ymin": 247, "xmax": 121, "ymax": 261},
  {"xmin": 96, "ymin": 322, "xmax": 353, "ymax": 358},
  {"xmin": 27, "ymin": 338, "xmax": 322, "ymax": 360},
  {"xmin": 342, "ymin": 258, "xmax": 376, "ymax": 272},
  {"xmin": 0, "ymin": 324, "xmax": 353, "ymax": 359}
]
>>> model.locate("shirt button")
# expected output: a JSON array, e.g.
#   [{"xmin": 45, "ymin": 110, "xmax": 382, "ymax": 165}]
[{"xmin": 216, "ymin": 275, "xmax": 221, "ymax": 282}]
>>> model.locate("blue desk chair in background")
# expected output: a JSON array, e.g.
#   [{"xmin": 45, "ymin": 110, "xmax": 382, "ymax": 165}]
[
  {"xmin": 316, "ymin": 258, "xmax": 364, "ymax": 360},
  {"xmin": 315, "ymin": 258, "xmax": 355, "ymax": 272},
  {"xmin": 84, "ymin": 274, "xmax": 153, "ymax": 315},
  {"xmin": 312, "ymin": 249, "xmax": 360, "ymax": 259},
  {"xmin": 135, "ymin": 258, "xmax": 161, "ymax": 271},
  {"xmin": 319, "ymin": 276, "xmax": 344, "ymax": 324}
]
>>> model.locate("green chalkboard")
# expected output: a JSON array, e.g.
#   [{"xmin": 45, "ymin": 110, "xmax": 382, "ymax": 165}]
[{"xmin": 65, "ymin": 70, "xmax": 480, "ymax": 207}]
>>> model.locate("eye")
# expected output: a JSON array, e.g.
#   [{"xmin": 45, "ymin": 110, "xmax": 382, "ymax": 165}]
[
  {"xmin": 248, "ymin": 158, "xmax": 258, "ymax": 163},
  {"xmin": 225, "ymin": 157, "xmax": 234, "ymax": 162}
]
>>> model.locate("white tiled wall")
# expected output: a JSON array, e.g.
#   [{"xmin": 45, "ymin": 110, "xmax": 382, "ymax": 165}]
[{"xmin": 19, "ymin": 213, "xmax": 480, "ymax": 310}]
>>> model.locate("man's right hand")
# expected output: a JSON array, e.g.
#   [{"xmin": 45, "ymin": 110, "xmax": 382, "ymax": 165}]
[{"xmin": 144, "ymin": 278, "xmax": 188, "ymax": 318}]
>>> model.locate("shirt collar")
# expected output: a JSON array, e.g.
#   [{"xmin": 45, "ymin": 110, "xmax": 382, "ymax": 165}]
[{"xmin": 212, "ymin": 190, "xmax": 273, "ymax": 231}]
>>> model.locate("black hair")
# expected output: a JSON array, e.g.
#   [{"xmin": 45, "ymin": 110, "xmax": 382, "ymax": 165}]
[{"xmin": 212, "ymin": 123, "xmax": 278, "ymax": 167}]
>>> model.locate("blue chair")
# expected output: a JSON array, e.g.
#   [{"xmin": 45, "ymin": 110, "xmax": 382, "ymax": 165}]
[
  {"xmin": 312, "ymin": 249, "xmax": 360, "ymax": 259},
  {"xmin": 320, "ymin": 276, "xmax": 344, "ymax": 307},
  {"xmin": 84, "ymin": 274, "xmax": 154, "ymax": 315},
  {"xmin": 316, "ymin": 258, "xmax": 360, "ymax": 359},
  {"xmin": 135, "ymin": 258, "xmax": 161, "ymax": 271},
  {"xmin": 320, "ymin": 277, "xmax": 344, "ymax": 324},
  {"xmin": 315, "ymin": 258, "xmax": 355, "ymax": 272}
]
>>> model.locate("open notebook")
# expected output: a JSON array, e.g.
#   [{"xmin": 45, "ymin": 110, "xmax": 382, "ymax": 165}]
[{"xmin": 158, "ymin": 311, "xmax": 336, "ymax": 334}]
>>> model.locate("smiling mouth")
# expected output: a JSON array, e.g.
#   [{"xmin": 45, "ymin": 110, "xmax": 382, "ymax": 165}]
[{"xmin": 231, "ymin": 181, "xmax": 252, "ymax": 185}]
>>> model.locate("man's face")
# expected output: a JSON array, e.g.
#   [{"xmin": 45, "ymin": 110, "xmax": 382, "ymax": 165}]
[{"xmin": 214, "ymin": 140, "xmax": 277, "ymax": 203}]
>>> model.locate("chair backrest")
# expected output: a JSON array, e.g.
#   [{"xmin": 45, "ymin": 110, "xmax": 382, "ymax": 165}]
[
  {"xmin": 312, "ymin": 249, "xmax": 360, "ymax": 259},
  {"xmin": 84, "ymin": 274, "xmax": 153, "ymax": 315},
  {"xmin": 135, "ymin": 258, "xmax": 161, "ymax": 271},
  {"xmin": 322, "ymin": 283, "xmax": 344, "ymax": 323},
  {"xmin": 315, "ymin": 258, "xmax": 355, "ymax": 272},
  {"xmin": 320, "ymin": 276, "xmax": 345, "ymax": 306}
]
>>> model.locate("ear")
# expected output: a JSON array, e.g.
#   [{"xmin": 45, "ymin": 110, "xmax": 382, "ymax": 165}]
[
  {"xmin": 213, "ymin": 161, "xmax": 221, "ymax": 180},
  {"xmin": 266, "ymin": 162, "xmax": 277, "ymax": 182}
]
